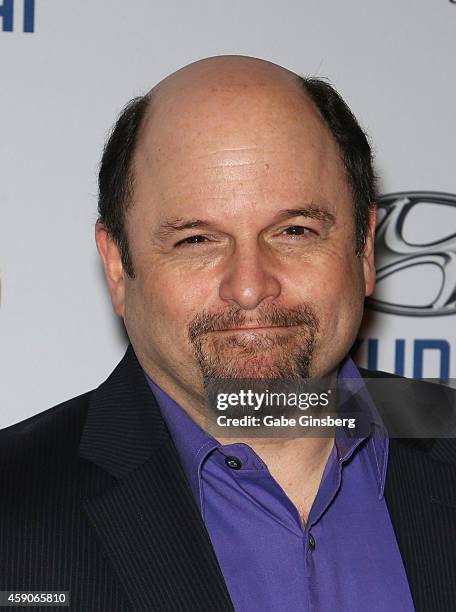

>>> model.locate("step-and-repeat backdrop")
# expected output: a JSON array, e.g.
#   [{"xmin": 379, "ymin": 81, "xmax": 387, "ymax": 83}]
[{"xmin": 1, "ymin": 1, "xmax": 455, "ymax": 427}]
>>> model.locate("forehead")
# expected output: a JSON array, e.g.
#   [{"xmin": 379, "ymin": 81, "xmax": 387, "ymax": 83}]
[{"xmin": 132, "ymin": 80, "xmax": 350, "ymax": 221}]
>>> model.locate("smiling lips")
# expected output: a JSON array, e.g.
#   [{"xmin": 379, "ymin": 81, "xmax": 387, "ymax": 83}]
[{"xmin": 213, "ymin": 325, "xmax": 294, "ymax": 332}]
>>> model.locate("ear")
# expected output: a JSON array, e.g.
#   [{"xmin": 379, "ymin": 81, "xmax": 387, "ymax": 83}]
[
  {"xmin": 361, "ymin": 204, "xmax": 377, "ymax": 297},
  {"xmin": 95, "ymin": 222, "xmax": 126, "ymax": 318}
]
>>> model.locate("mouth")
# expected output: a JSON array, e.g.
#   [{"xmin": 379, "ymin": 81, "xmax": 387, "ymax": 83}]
[{"xmin": 212, "ymin": 325, "xmax": 295, "ymax": 333}]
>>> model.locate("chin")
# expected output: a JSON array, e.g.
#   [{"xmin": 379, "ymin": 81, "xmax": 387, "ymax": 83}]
[{"xmin": 228, "ymin": 361, "xmax": 291, "ymax": 379}]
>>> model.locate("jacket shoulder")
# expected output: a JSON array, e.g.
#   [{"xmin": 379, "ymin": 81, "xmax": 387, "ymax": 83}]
[
  {"xmin": 0, "ymin": 390, "xmax": 94, "ymax": 465},
  {"xmin": 359, "ymin": 367, "xmax": 456, "ymax": 461},
  {"xmin": 358, "ymin": 366, "xmax": 399, "ymax": 378},
  {"xmin": 358, "ymin": 366, "xmax": 456, "ymax": 396}
]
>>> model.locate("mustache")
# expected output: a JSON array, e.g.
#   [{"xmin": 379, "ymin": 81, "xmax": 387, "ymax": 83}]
[{"xmin": 188, "ymin": 304, "xmax": 319, "ymax": 341}]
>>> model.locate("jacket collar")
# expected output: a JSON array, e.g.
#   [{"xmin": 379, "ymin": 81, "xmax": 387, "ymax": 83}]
[{"xmin": 79, "ymin": 343, "xmax": 169, "ymax": 478}]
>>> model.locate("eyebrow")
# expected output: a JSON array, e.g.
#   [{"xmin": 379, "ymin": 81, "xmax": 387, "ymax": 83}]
[
  {"xmin": 154, "ymin": 218, "xmax": 213, "ymax": 241},
  {"xmin": 275, "ymin": 206, "xmax": 336, "ymax": 227},
  {"xmin": 153, "ymin": 206, "xmax": 336, "ymax": 241}
]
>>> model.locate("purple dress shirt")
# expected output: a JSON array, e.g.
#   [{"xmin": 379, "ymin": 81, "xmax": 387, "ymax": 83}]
[{"xmin": 144, "ymin": 357, "xmax": 414, "ymax": 611}]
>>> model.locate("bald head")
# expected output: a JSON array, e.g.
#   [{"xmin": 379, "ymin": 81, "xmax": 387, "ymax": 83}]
[
  {"xmin": 139, "ymin": 56, "xmax": 325, "ymax": 165},
  {"xmin": 145, "ymin": 55, "xmax": 305, "ymax": 117},
  {"xmin": 97, "ymin": 55, "xmax": 375, "ymax": 278},
  {"xmin": 151, "ymin": 55, "xmax": 299, "ymax": 96}
]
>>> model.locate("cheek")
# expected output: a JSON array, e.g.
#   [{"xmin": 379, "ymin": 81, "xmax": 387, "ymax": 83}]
[
  {"xmin": 137, "ymin": 268, "xmax": 216, "ymax": 335},
  {"xmin": 319, "ymin": 266, "xmax": 365, "ymax": 345},
  {"xmin": 289, "ymin": 254, "xmax": 365, "ymax": 329}
]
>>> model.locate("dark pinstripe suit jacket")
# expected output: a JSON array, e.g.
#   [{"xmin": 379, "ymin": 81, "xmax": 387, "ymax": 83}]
[{"xmin": 1, "ymin": 344, "xmax": 456, "ymax": 611}]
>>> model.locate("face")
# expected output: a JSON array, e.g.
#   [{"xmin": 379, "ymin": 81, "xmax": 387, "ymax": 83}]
[{"xmin": 96, "ymin": 65, "xmax": 376, "ymax": 406}]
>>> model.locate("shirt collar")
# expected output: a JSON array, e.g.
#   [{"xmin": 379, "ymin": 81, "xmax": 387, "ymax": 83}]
[
  {"xmin": 144, "ymin": 355, "xmax": 388, "ymax": 503},
  {"xmin": 336, "ymin": 355, "xmax": 389, "ymax": 499}
]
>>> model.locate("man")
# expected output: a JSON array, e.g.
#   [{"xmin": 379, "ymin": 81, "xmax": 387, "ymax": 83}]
[{"xmin": 1, "ymin": 56, "xmax": 456, "ymax": 611}]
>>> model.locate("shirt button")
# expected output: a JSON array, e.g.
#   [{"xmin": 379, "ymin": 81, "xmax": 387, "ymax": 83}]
[
  {"xmin": 308, "ymin": 534, "xmax": 316, "ymax": 550},
  {"xmin": 225, "ymin": 456, "xmax": 242, "ymax": 470}
]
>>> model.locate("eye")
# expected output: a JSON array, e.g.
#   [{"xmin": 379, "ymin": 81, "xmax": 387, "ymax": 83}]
[
  {"xmin": 174, "ymin": 234, "xmax": 210, "ymax": 247},
  {"xmin": 282, "ymin": 225, "xmax": 315, "ymax": 237}
]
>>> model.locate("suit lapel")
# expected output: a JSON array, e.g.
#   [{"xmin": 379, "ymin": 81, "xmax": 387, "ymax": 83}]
[
  {"xmin": 384, "ymin": 437, "xmax": 456, "ymax": 611},
  {"xmin": 79, "ymin": 345, "xmax": 234, "ymax": 612}
]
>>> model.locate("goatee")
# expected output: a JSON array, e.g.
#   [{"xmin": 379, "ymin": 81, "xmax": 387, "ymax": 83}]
[{"xmin": 188, "ymin": 303, "xmax": 319, "ymax": 381}]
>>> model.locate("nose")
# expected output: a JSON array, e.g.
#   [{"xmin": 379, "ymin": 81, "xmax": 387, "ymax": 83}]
[{"xmin": 218, "ymin": 244, "xmax": 281, "ymax": 310}]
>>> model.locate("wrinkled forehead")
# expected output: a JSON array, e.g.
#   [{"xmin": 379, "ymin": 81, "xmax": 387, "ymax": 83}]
[{"xmin": 143, "ymin": 87, "xmax": 337, "ymax": 160}]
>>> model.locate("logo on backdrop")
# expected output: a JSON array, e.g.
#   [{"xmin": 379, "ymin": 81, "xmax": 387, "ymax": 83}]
[
  {"xmin": 357, "ymin": 192, "xmax": 456, "ymax": 380},
  {"xmin": 0, "ymin": 0, "xmax": 35, "ymax": 33},
  {"xmin": 367, "ymin": 191, "xmax": 456, "ymax": 317}
]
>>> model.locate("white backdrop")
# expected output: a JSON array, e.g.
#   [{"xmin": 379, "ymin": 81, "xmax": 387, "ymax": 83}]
[{"xmin": 1, "ymin": 0, "xmax": 455, "ymax": 428}]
